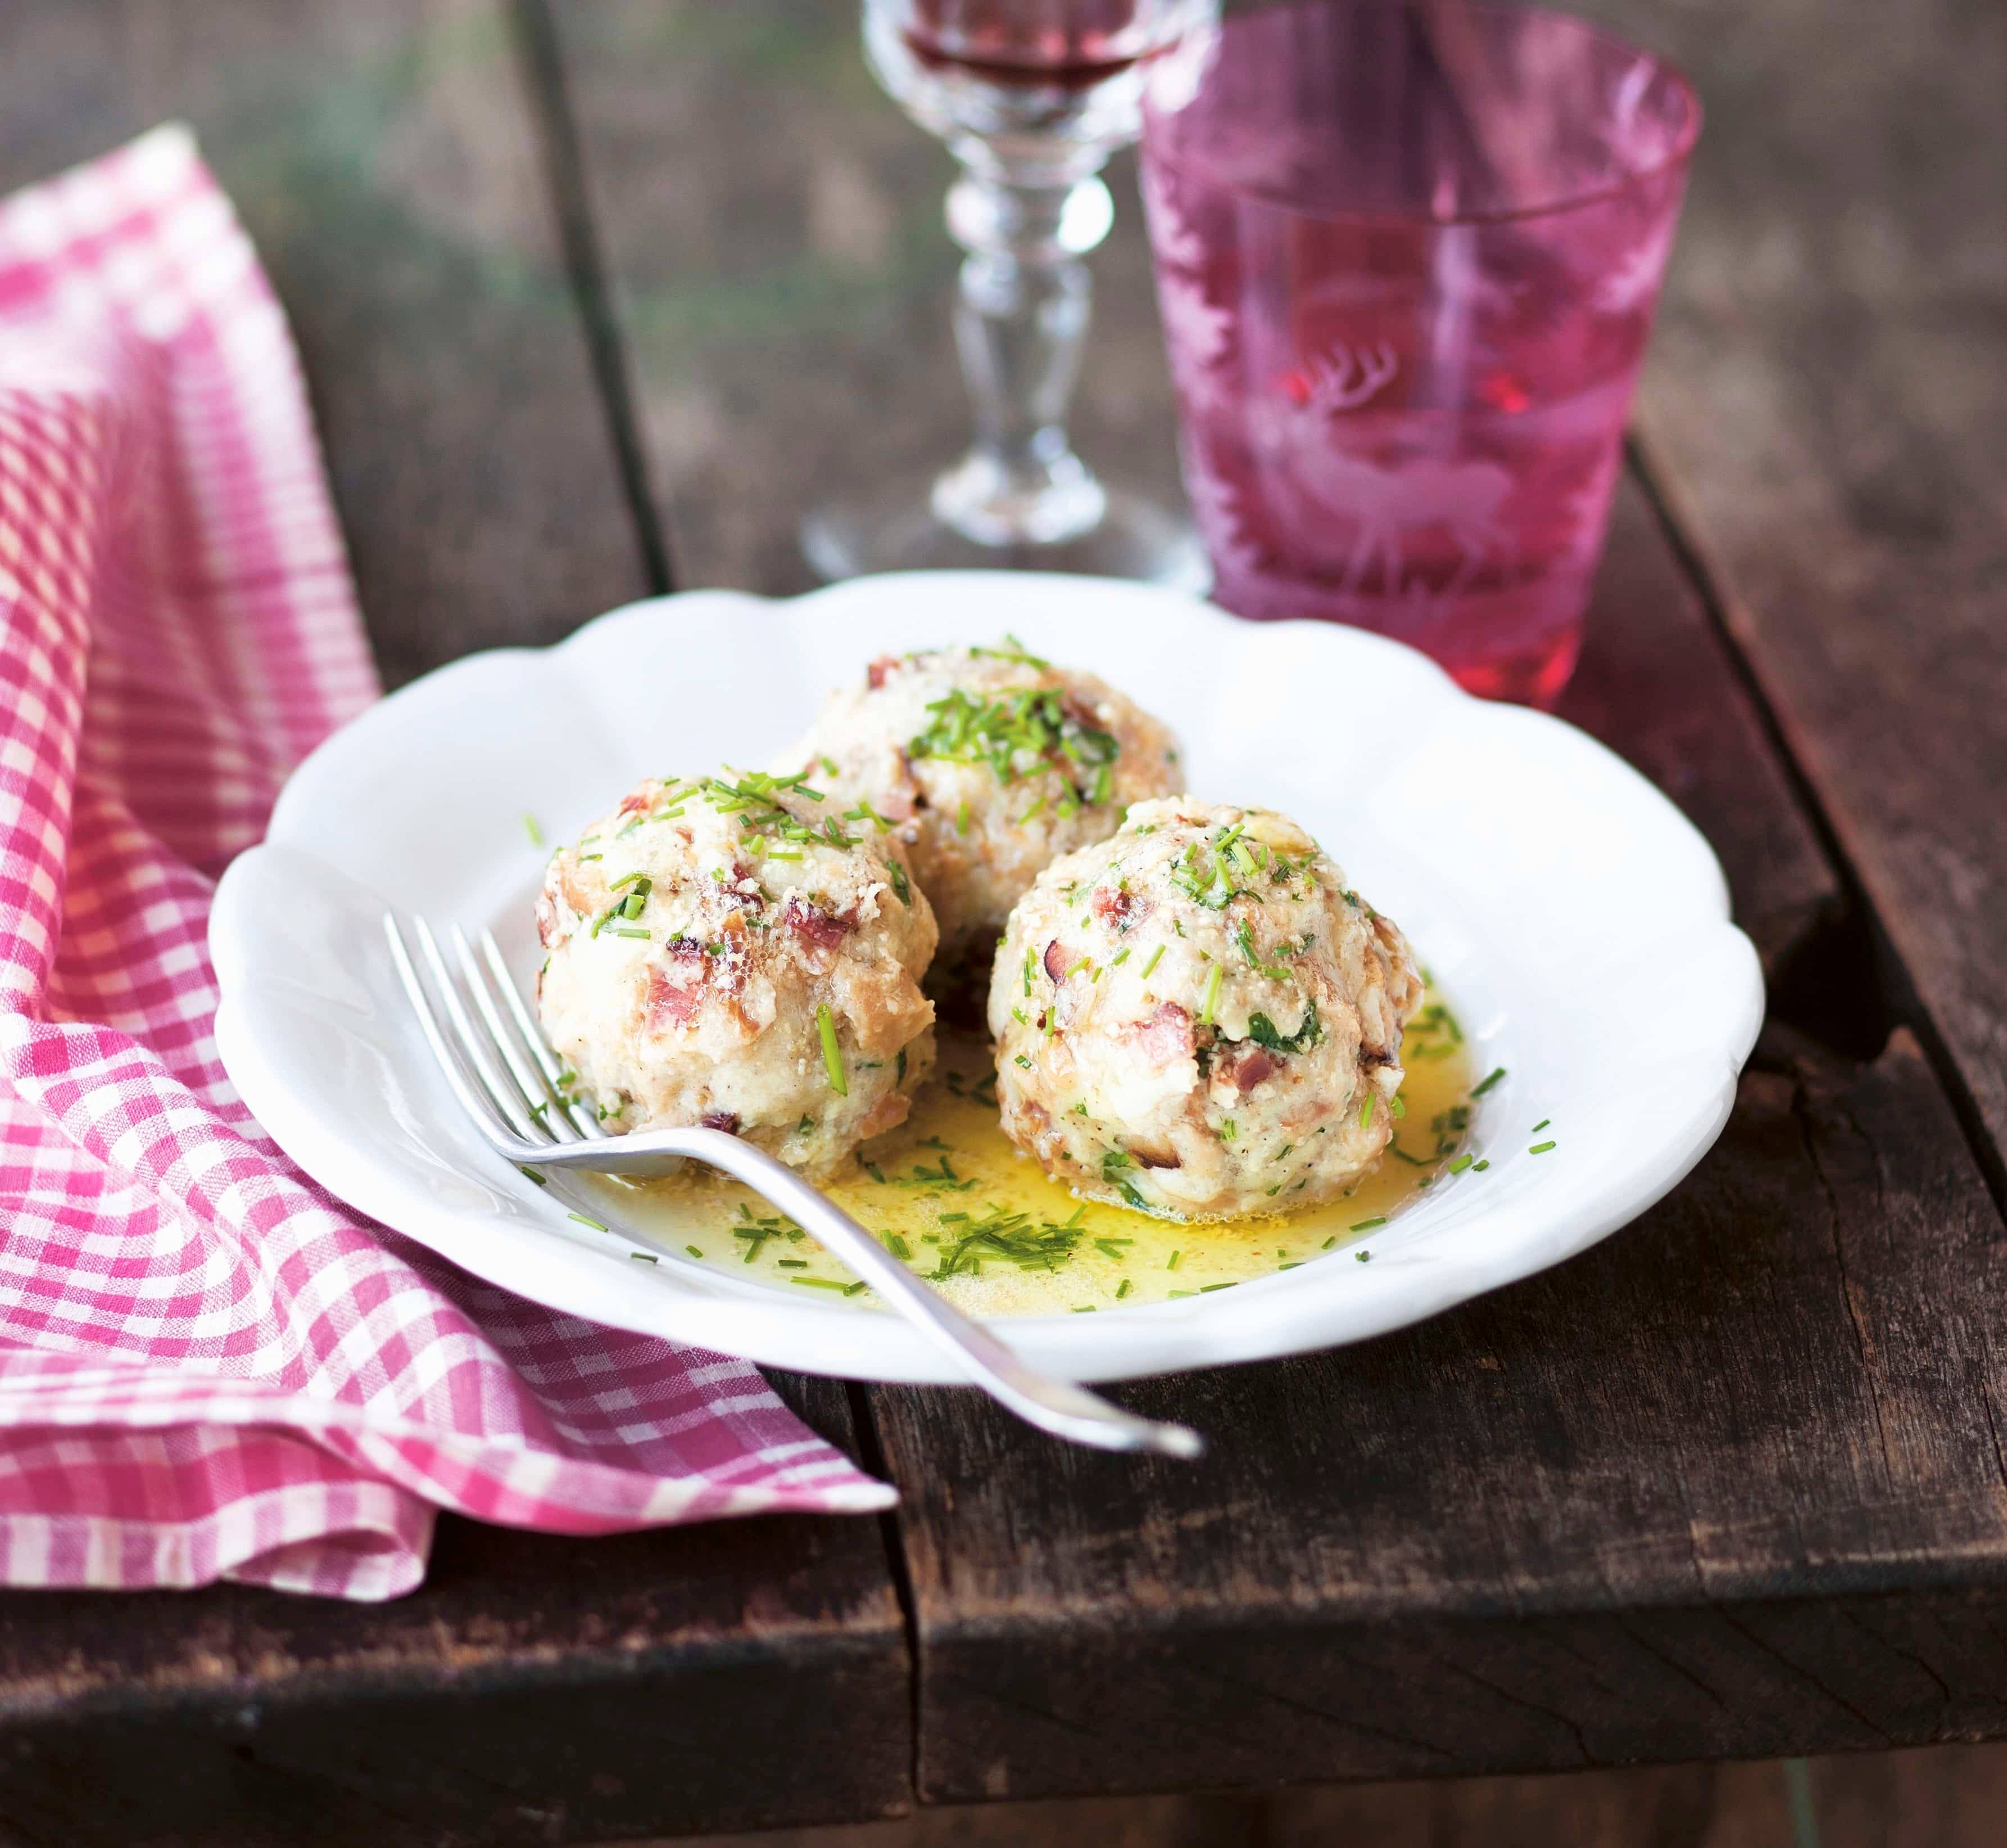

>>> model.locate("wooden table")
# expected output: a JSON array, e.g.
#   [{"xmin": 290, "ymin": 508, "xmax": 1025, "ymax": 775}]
[{"xmin": 2, "ymin": 1, "xmax": 2003, "ymax": 1841}]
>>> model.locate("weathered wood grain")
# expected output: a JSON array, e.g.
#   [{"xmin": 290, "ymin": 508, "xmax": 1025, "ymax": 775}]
[
  {"xmin": 670, "ymin": 1758, "xmax": 1795, "ymax": 1846},
  {"xmin": 0, "ymin": 1379, "xmax": 907, "ymax": 1847},
  {"xmin": 1588, "ymin": 0, "xmax": 2007, "ymax": 1187},
  {"xmin": 0, "ymin": 0, "xmax": 652, "ymax": 687},
  {"xmin": 867, "ymin": 1030, "xmax": 2007, "ymax": 1801},
  {"xmin": 1556, "ymin": 469, "xmax": 1841, "ymax": 979},
  {"xmin": 665, "ymin": 1745, "xmax": 2007, "ymax": 1847}
]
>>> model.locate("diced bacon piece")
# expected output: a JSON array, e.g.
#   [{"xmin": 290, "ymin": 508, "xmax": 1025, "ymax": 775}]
[
  {"xmin": 1043, "ymin": 939, "xmax": 1070, "ymax": 983},
  {"xmin": 783, "ymin": 898, "xmax": 853, "ymax": 952},
  {"xmin": 644, "ymin": 940, "xmax": 709, "ymax": 1030},
  {"xmin": 1130, "ymin": 1001, "xmax": 1195, "ymax": 1063},
  {"xmin": 699, "ymin": 1111, "xmax": 740, "ymax": 1134},
  {"xmin": 1090, "ymin": 884, "xmax": 1148, "ymax": 932},
  {"xmin": 1217, "ymin": 1044, "xmax": 1280, "ymax": 1094},
  {"xmin": 866, "ymin": 655, "xmax": 901, "ymax": 691}
]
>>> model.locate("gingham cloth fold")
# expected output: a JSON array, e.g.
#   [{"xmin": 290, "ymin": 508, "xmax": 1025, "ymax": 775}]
[{"xmin": 0, "ymin": 125, "xmax": 891, "ymax": 1601}]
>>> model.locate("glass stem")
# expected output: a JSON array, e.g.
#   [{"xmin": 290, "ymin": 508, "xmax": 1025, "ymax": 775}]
[{"xmin": 932, "ymin": 168, "xmax": 1114, "ymax": 549}]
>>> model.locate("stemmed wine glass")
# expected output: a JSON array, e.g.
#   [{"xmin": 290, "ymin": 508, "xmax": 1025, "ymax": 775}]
[{"xmin": 801, "ymin": 0, "xmax": 1216, "ymax": 586}]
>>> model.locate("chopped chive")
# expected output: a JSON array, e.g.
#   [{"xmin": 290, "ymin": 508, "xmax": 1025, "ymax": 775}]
[
  {"xmin": 1448, "ymin": 1154, "xmax": 1474, "ymax": 1174},
  {"xmin": 957, "ymin": 800, "xmax": 971, "ymax": 837},
  {"xmin": 1360, "ymin": 1091, "xmax": 1376, "ymax": 1127},
  {"xmin": 523, "ymin": 813, "xmax": 544, "ymax": 846},
  {"xmin": 1116, "ymin": 1278, "xmax": 1133, "ymax": 1299},
  {"xmin": 1169, "ymin": 1289, "xmax": 1195, "ymax": 1298},
  {"xmin": 791, "ymin": 1276, "xmax": 852, "ymax": 1291},
  {"xmin": 1531, "ymin": 1118, "xmax": 1551, "ymax": 1133},
  {"xmin": 1390, "ymin": 1094, "xmax": 1407, "ymax": 1119},
  {"xmin": 1199, "ymin": 963, "xmax": 1223, "ymax": 1026},
  {"xmin": 1111, "ymin": 949, "xmax": 1130, "ymax": 966},
  {"xmin": 1474, "ymin": 1158, "xmax": 1490, "ymax": 1171},
  {"xmin": 519, "ymin": 1166, "xmax": 547, "ymax": 1186},
  {"xmin": 777, "ymin": 1258, "xmax": 809, "ymax": 1269},
  {"xmin": 1529, "ymin": 1140, "xmax": 1557, "ymax": 1154},
  {"xmin": 1322, "ymin": 1235, "xmax": 1338, "ymax": 1249},
  {"xmin": 1072, "ymin": 1306, "xmax": 1096, "ymax": 1313},
  {"xmin": 1220, "ymin": 1118, "xmax": 1236, "ymax": 1143},
  {"xmin": 1200, "ymin": 1282, "xmax": 1233, "ymax": 1293},
  {"xmin": 1350, "ymin": 1216, "xmax": 1387, "ymax": 1231},
  {"xmin": 567, "ymin": 1211, "xmax": 608, "ymax": 1232},
  {"xmin": 1471, "ymin": 1066, "xmax": 1507, "ymax": 1098},
  {"xmin": 844, "ymin": 1281, "xmax": 869, "ymax": 1297},
  {"xmin": 885, "ymin": 1233, "xmax": 912, "ymax": 1260},
  {"xmin": 816, "ymin": 1003, "xmax": 848, "ymax": 1096},
  {"xmin": 630, "ymin": 1251, "xmax": 658, "ymax": 1264},
  {"xmin": 888, "ymin": 859, "xmax": 912, "ymax": 906},
  {"xmin": 1141, "ymin": 944, "xmax": 1166, "ymax": 979},
  {"xmin": 1355, "ymin": 1249, "xmax": 1373, "ymax": 1263},
  {"xmin": 610, "ymin": 924, "xmax": 650, "ymax": 939},
  {"xmin": 1166, "ymin": 1249, "xmax": 1181, "ymax": 1271},
  {"xmin": 609, "ymin": 869, "xmax": 648, "ymax": 892},
  {"xmin": 685, "ymin": 1244, "xmax": 704, "ymax": 1258},
  {"xmin": 1064, "ymin": 956, "xmax": 1092, "ymax": 980}
]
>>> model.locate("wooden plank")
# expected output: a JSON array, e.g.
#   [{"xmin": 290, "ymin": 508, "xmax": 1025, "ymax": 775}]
[
  {"xmin": 547, "ymin": 0, "xmax": 1186, "ymax": 596},
  {"xmin": 1589, "ymin": 0, "xmax": 2007, "ymax": 1181},
  {"xmin": 868, "ymin": 1028, "xmax": 2007, "ymax": 1801},
  {"xmin": 671, "ymin": 1759, "xmax": 1796, "ymax": 1847},
  {"xmin": 1556, "ymin": 468, "xmax": 1840, "ymax": 979},
  {"xmin": 0, "ymin": 1379, "xmax": 908, "ymax": 1847},
  {"xmin": 0, "ymin": 6, "xmax": 908, "ymax": 1842},
  {"xmin": 0, "ymin": 0, "xmax": 653, "ymax": 686}
]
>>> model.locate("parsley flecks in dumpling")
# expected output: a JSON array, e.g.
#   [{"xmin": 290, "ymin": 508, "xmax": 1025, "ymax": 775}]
[
  {"xmin": 534, "ymin": 770, "xmax": 937, "ymax": 1179},
  {"xmin": 986, "ymin": 798, "xmax": 1422, "ymax": 1222},
  {"xmin": 771, "ymin": 641, "xmax": 1183, "ymax": 973}
]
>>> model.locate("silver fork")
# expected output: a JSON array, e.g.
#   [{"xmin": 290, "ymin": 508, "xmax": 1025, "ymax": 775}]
[{"xmin": 384, "ymin": 913, "xmax": 1204, "ymax": 1460}]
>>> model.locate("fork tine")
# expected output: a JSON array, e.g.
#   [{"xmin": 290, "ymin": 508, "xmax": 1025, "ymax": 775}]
[
  {"xmin": 477, "ymin": 929, "xmax": 608, "ymax": 1142},
  {"xmin": 450, "ymin": 925, "xmax": 590, "ymax": 1143},
  {"xmin": 384, "ymin": 914, "xmax": 525, "ymax": 1153},
  {"xmin": 413, "ymin": 917, "xmax": 557, "ymax": 1148}
]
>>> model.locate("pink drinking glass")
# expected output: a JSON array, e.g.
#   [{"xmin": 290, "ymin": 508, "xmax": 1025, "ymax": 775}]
[{"xmin": 1140, "ymin": 2, "xmax": 1701, "ymax": 704}]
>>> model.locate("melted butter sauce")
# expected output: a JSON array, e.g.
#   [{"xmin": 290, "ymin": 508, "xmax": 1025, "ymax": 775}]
[{"xmin": 590, "ymin": 985, "xmax": 1475, "ymax": 1315}]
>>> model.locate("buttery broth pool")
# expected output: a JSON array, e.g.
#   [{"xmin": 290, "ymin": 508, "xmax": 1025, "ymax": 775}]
[{"xmin": 585, "ymin": 988, "xmax": 1479, "ymax": 1315}]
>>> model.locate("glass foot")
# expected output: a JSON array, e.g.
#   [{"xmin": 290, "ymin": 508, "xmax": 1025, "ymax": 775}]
[{"xmin": 801, "ymin": 464, "xmax": 1211, "ymax": 592}]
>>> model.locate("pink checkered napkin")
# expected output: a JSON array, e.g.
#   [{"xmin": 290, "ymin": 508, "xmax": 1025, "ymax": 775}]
[{"xmin": 0, "ymin": 125, "xmax": 892, "ymax": 1601}]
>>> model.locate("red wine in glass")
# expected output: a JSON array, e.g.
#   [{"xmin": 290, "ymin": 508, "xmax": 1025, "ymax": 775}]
[{"xmin": 904, "ymin": 0, "xmax": 1164, "ymax": 88}]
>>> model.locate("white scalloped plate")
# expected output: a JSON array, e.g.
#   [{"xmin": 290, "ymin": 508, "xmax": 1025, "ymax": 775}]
[{"xmin": 211, "ymin": 573, "xmax": 1762, "ymax": 1384}]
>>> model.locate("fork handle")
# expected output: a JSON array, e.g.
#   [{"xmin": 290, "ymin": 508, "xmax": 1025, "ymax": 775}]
[{"xmin": 524, "ymin": 1129, "xmax": 1204, "ymax": 1459}]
